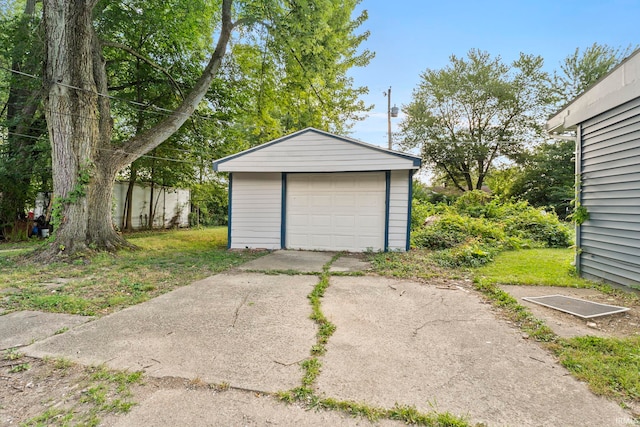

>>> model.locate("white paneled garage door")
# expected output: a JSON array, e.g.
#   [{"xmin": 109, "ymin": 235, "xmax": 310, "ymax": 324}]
[{"xmin": 286, "ymin": 172, "xmax": 386, "ymax": 251}]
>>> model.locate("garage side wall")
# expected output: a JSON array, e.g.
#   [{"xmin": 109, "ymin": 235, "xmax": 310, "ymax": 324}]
[
  {"xmin": 229, "ymin": 172, "xmax": 282, "ymax": 250},
  {"xmin": 388, "ymin": 170, "xmax": 411, "ymax": 251},
  {"xmin": 579, "ymin": 97, "xmax": 640, "ymax": 288}
]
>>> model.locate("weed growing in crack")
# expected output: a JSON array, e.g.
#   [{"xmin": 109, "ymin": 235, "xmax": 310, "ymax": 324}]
[
  {"xmin": 4, "ymin": 347, "xmax": 23, "ymax": 360},
  {"xmin": 276, "ymin": 252, "xmax": 471, "ymax": 426}
]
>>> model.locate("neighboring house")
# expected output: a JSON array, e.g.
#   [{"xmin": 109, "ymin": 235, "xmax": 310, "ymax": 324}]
[
  {"xmin": 547, "ymin": 49, "xmax": 640, "ymax": 288},
  {"xmin": 213, "ymin": 128, "xmax": 422, "ymax": 252},
  {"xmin": 112, "ymin": 182, "xmax": 190, "ymax": 230}
]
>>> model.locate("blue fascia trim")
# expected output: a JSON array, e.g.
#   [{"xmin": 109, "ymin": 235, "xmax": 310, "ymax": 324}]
[
  {"xmin": 284, "ymin": 169, "xmax": 411, "ymax": 175},
  {"xmin": 281, "ymin": 173, "xmax": 287, "ymax": 249},
  {"xmin": 212, "ymin": 128, "xmax": 422, "ymax": 171},
  {"xmin": 384, "ymin": 171, "xmax": 391, "ymax": 252},
  {"xmin": 227, "ymin": 173, "xmax": 233, "ymax": 249},
  {"xmin": 406, "ymin": 170, "xmax": 414, "ymax": 251}
]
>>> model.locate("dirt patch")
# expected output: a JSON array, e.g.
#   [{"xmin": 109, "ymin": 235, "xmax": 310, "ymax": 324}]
[
  {"xmin": 1, "ymin": 356, "xmax": 90, "ymax": 425},
  {"xmin": 500, "ymin": 285, "xmax": 640, "ymax": 338}
]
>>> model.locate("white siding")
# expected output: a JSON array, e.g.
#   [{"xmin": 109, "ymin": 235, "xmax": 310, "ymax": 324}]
[
  {"xmin": 216, "ymin": 130, "xmax": 418, "ymax": 172},
  {"xmin": 230, "ymin": 173, "xmax": 282, "ymax": 250},
  {"xmin": 387, "ymin": 170, "xmax": 410, "ymax": 251}
]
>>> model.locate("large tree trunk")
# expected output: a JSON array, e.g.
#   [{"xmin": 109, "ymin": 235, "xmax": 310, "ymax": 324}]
[
  {"xmin": 43, "ymin": 0, "xmax": 97, "ymax": 255},
  {"xmin": 42, "ymin": 0, "xmax": 234, "ymax": 257}
]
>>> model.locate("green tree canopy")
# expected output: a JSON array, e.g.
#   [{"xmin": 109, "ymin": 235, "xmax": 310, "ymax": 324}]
[
  {"xmin": 498, "ymin": 43, "xmax": 635, "ymax": 217},
  {"xmin": 490, "ymin": 139, "xmax": 575, "ymax": 219},
  {"xmin": 552, "ymin": 42, "xmax": 634, "ymax": 106},
  {"xmin": 400, "ymin": 49, "xmax": 551, "ymax": 191}
]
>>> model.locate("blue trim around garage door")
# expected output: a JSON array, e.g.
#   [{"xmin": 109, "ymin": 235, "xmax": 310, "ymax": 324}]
[
  {"xmin": 406, "ymin": 170, "xmax": 414, "ymax": 251},
  {"xmin": 281, "ymin": 173, "xmax": 287, "ymax": 249},
  {"xmin": 384, "ymin": 171, "xmax": 391, "ymax": 252},
  {"xmin": 227, "ymin": 173, "xmax": 233, "ymax": 249}
]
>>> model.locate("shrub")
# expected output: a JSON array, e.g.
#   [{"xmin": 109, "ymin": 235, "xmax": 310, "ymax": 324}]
[
  {"xmin": 410, "ymin": 193, "xmax": 571, "ymax": 267},
  {"xmin": 504, "ymin": 209, "xmax": 571, "ymax": 248},
  {"xmin": 432, "ymin": 239, "xmax": 497, "ymax": 268},
  {"xmin": 411, "ymin": 226, "xmax": 466, "ymax": 250},
  {"xmin": 453, "ymin": 190, "xmax": 492, "ymax": 217},
  {"xmin": 411, "ymin": 200, "xmax": 434, "ymax": 230}
]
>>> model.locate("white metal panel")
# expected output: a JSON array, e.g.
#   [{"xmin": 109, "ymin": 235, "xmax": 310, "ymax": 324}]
[
  {"xmin": 112, "ymin": 182, "xmax": 190, "ymax": 229},
  {"xmin": 286, "ymin": 173, "xmax": 385, "ymax": 251},
  {"xmin": 230, "ymin": 173, "xmax": 281, "ymax": 249},
  {"xmin": 388, "ymin": 170, "xmax": 410, "ymax": 250},
  {"xmin": 215, "ymin": 129, "xmax": 419, "ymax": 172}
]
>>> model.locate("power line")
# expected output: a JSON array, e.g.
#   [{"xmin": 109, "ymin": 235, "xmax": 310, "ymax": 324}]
[{"xmin": 0, "ymin": 65, "xmax": 224, "ymax": 123}]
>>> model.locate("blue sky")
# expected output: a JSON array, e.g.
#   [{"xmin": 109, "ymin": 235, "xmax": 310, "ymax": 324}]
[{"xmin": 349, "ymin": 0, "xmax": 640, "ymax": 147}]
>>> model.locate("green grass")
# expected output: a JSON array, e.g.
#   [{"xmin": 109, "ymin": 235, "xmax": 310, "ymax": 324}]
[
  {"xmin": 551, "ymin": 336, "xmax": 640, "ymax": 401},
  {"xmin": 0, "ymin": 227, "xmax": 265, "ymax": 316},
  {"xmin": 473, "ymin": 248, "xmax": 592, "ymax": 287}
]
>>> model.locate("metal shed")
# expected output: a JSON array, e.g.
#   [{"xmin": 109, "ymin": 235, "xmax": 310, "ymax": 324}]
[
  {"xmin": 547, "ymin": 49, "xmax": 640, "ymax": 288},
  {"xmin": 213, "ymin": 128, "xmax": 422, "ymax": 252}
]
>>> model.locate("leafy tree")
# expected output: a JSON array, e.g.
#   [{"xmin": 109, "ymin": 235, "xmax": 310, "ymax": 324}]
[
  {"xmin": 400, "ymin": 49, "xmax": 551, "ymax": 192},
  {"xmin": 552, "ymin": 43, "xmax": 634, "ymax": 106},
  {"xmin": 94, "ymin": 0, "xmax": 231, "ymax": 230},
  {"xmin": 0, "ymin": 0, "xmax": 49, "ymax": 231},
  {"xmin": 498, "ymin": 43, "xmax": 635, "ymax": 218},
  {"xmin": 490, "ymin": 140, "xmax": 575, "ymax": 219},
  {"xmin": 39, "ymin": 0, "xmax": 371, "ymax": 257}
]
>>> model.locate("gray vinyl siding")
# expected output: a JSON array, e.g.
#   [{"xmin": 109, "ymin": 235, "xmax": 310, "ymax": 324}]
[
  {"xmin": 229, "ymin": 173, "xmax": 282, "ymax": 250},
  {"xmin": 216, "ymin": 131, "xmax": 416, "ymax": 172},
  {"xmin": 388, "ymin": 170, "xmax": 409, "ymax": 250},
  {"xmin": 578, "ymin": 97, "xmax": 640, "ymax": 287}
]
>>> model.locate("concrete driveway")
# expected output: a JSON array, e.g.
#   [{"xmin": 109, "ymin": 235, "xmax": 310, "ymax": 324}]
[{"xmin": 17, "ymin": 250, "xmax": 633, "ymax": 426}]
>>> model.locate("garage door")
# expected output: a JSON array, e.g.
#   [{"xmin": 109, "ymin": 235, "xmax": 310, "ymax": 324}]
[{"xmin": 286, "ymin": 172, "xmax": 386, "ymax": 251}]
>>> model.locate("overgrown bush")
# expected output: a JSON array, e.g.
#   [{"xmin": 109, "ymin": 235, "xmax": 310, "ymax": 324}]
[
  {"xmin": 411, "ymin": 191, "xmax": 571, "ymax": 267},
  {"xmin": 432, "ymin": 239, "xmax": 498, "ymax": 268}
]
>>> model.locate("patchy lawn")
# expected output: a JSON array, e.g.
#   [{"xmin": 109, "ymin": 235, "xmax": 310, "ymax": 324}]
[{"xmin": 0, "ymin": 227, "xmax": 265, "ymax": 316}]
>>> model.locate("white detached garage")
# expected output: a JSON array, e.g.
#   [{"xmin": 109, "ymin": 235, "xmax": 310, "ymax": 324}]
[{"xmin": 213, "ymin": 128, "xmax": 421, "ymax": 252}]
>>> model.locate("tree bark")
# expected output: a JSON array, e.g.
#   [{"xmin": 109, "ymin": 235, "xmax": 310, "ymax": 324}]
[{"xmin": 42, "ymin": 0, "xmax": 234, "ymax": 257}]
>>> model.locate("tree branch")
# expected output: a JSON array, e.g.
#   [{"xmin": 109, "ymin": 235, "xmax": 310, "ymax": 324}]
[
  {"xmin": 111, "ymin": 0, "xmax": 234, "ymax": 168},
  {"xmin": 101, "ymin": 40, "xmax": 185, "ymax": 100}
]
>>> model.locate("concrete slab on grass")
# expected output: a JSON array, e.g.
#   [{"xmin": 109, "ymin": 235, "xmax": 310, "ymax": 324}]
[
  {"xmin": 238, "ymin": 250, "xmax": 332, "ymax": 273},
  {"xmin": 317, "ymin": 276, "xmax": 630, "ymax": 427},
  {"xmin": 501, "ymin": 285, "xmax": 613, "ymax": 338},
  {"xmin": 24, "ymin": 273, "xmax": 317, "ymax": 392},
  {"xmin": 106, "ymin": 389, "xmax": 401, "ymax": 427},
  {"xmin": 0, "ymin": 310, "xmax": 90, "ymax": 350}
]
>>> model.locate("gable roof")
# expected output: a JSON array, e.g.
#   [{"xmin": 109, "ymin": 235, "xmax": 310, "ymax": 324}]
[
  {"xmin": 213, "ymin": 128, "xmax": 422, "ymax": 172},
  {"xmin": 547, "ymin": 49, "xmax": 640, "ymax": 132}
]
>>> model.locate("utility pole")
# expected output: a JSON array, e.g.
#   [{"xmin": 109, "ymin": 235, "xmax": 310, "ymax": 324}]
[{"xmin": 384, "ymin": 87, "xmax": 399, "ymax": 150}]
